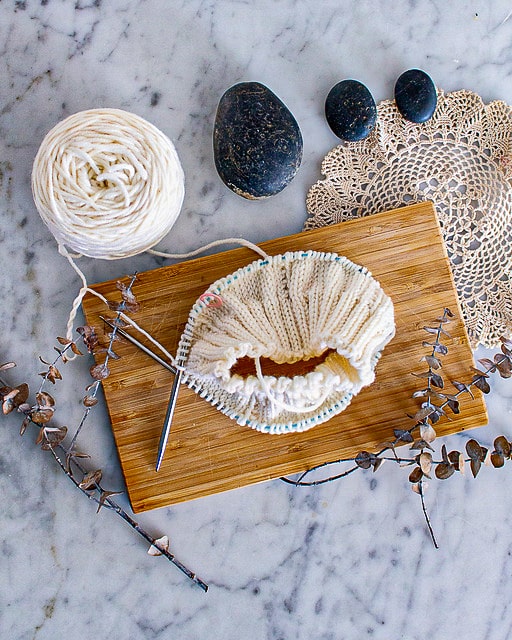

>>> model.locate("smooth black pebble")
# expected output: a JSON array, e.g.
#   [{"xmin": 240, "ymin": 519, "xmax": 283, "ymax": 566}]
[
  {"xmin": 213, "ymin": 82, "xmax": 303, "ymax": 199},
  {"xmin": 394, "ymin": 69, "xmax": 437, "ymax": 123},
  {"xmin": 324, "ymin": 79, "xmax": 377, "ymax": 142}
]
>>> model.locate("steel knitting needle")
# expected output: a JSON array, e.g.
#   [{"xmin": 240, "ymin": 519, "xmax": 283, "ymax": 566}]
[
  {"xmin": 155, "ymin": 367, "xmax": 183, "ymax": 472},
  {"xmin": 99, "ymin": 315, "xmax": 182, "ymax": 471},
  {"xmin": 99, "ymin": 316, "xmax": 177, "ymax": 374}
]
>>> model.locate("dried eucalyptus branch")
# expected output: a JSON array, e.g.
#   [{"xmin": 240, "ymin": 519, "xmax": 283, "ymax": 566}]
[
  {"xmin": 282, "ymin": 309, "xmax": 512, "ymax": 546},
  {"xmin": 1, "ymin": 274, "xmax": 208, "ymax": 592}
]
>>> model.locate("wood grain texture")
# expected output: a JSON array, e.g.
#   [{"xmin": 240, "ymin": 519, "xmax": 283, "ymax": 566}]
[{"xmin": 82, "ymin": 202, "xmax": 488, "ymax": 512}]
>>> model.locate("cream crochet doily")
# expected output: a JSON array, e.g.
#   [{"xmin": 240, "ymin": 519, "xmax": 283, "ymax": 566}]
[{"xmin": 305, "ymin": 89, "xmax": 512, "ymax": 348}]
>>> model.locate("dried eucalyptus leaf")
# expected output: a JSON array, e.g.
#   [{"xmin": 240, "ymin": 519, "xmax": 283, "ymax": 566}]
[
  {"xmin": 107, "ymin": 331, "xmax": 126, "ymax": 343},
  {"xmin": 447, "ymin": 450, "xmax": 461, "ymax": 469},
  {"xmin": 3, "ymin": 395, "xmax": 15, "ymax": 415},
  {"xmin": 36, "ymin": 391, "xmax": 55, "ymax": 408},
  {"xmin": 412, "ymin": 406, "xmax": 434, "ymax": 423},
  {"xmin": 447, "ymin": 398, "xmax": 460, "ymax": 414},
  {"xmin": 123, "ymin": 301, "xmax": 140, "ymax": 314},
  {"xmin": 470, "ymin": 458, "xmax": 481, "ymax": 478},
  {"xmin": 472, "ymin": 376, "xmax": 491, "ymax": 394},
  {"xmin": 421, "ymin": 355, "xmax": 442, "ymax": 370},
  {"xmin": 19, "ymin": 416, "xmax": 30, "ymax": 436},
  {"xmin": 372, "ymin": 458, "xmax": 384, "ymax": 472},
  {"xmin": 79, "ymin": 469, "xmax": 103, "ymax": 490},
  {"xmin": 41, "ymin": 426, "xmax": 68, "ymax": 450},
  {"xmin": 423, "ymin": 326, "xmax": 440, "ymax": 335},
  {"xmin": 430, "ymin": 372, "xmax": 444, "ymax": 389},
  {"xmin": 478, "ymin": 358, "xmax": 495, "ymax": 371},
  {"xmin": 409, "ymin": 466, "xmax": 423, "ymax": 483},
  {"xmin": 46, "ymin": 365, "xmax": 62, "ymax": 384},
  {"xmin": 438, "ymin": 326, "xmax": 451, "ymax": 338},
  {"xmin": 412, "ymin": 389, "xmax": 429, "ymax": 398},
  {"xmin": 491, "ymin": 452, "xmax": 505, "ymax": 468},
  {"xmin": 83, "ymin": 395, "xmax": 98, "ymax": 407},
  {"xmin": 148, "ymin": 535, "xmax": 170, "ymax": 556},
  {"xmin": 65, "ymin": 450, "xmax": 91, "ymax": 474},
  {"xmin": 429, "ymin": 407, "xmax": 448, "ymax": 424},
  {"xmin": 96, "ymin": 489, "xmax": 123, "ymax": 513},
  {"xmin": 35, "ymin": 426, "xmax": 45, "ymax": 446},
  {"xmin": 57, "ymin": 337, "xmax": 71, "ymax": 346},
  {"xmin": 2, "ymin": 383, "xmax": 29, "ymax": 415},
  {"xmin": 466, "ymin": 439, "xmax": 484, "ymax": 460},
  {"xmin": 494, "ymin": 355, "xmax": 512, "ymax": 378},
  {"xmin": 410, "ymin": 439, "xmax": 434, "ymax": 451},
  {"xmin": 451, "ymin": 380, "xmax": 474, "ymax": 399},
  {"xmin": 90, "ymin": 363, "xmax": 110, "ymax": 381},
  {"xmin": 11, "ymin": 384, "xmax": 29, "ymax": 407},
  {"xmin": 412, "ymin": 371, "xmax": 431, "ymax": 379},
  {"xmin": 0, "ymin": 385, "xmax": 10, "ymax": 397},
  {"xmin": 30, "ymin": 408, "xmax": 54, "ymax": 424},
  {"xmin": 76, "ymin": 325, "xmax": 99, "ymax": 352},
  {"xmin": 84, "ymin": 381, "xmax": 99, "ymax": 393},
  {"xmin": 117, "ymin": 280, "xmax": 138, "ymax": 304},
  {"xmin": 435, "ymin": 463, "xmax": 455, "ymax": 480},
  {"xmin": 432, "ymin": 343, "xmax": 448, "ymax": 355},
  {"xmin": 420, "ymin": 422, "xmax": 437, "ymax": 443},
  {"xmin": 355, "ymin": 451, "xmax": 373, "ymax": 469},
  {"xmin": 0, "ymin": 361, "xmax": 16, "ymax": 371},
  {"xmin": 494, "ymin": 436, "xmax": 511, "ymax": 458},
  {"xmin": 500, "ymin": 336, "xmax": 512, "ymax": 352},
  {"xmin": 393, "ymin": 429, "xmax": 414, "ymax": 443},
  {"xmin": 107, "ymin": 300, "xmax": 124, "ymax": 312},
  {"xmin": 470, "ymin": 367, "xmax": 490, "ymax": 378},
  {"xmin": 419, "ymin": 452, "xmax": 432, "ymax": 476},
  {"xmin": 496, "ymin": 363, "xmax": 512, "ymax": 379},
  {"xmin": 501, "ymin": 344, "xmax": 512, "ymax": 358},
  {"xmin": 71, "ymin": 342, "xmax": 84, "ymax": 356}
]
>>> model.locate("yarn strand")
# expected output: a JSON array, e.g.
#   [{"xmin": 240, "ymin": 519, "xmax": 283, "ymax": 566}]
[{"xmin": 148, "ymin": 237, "xmax": 269, "ymax": 261}]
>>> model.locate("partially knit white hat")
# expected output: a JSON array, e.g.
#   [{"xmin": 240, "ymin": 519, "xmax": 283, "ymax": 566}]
[{"xmin": 177, "ymin": 250, "xmax": 395, "ymax": 433}]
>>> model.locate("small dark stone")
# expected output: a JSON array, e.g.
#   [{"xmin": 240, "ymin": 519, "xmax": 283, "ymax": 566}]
[
  {"xmin": 394, "ymin": 69, "xmax": 437, "ymax": 123},
  {"xmin": 324, "ymin": 79, "xmax": 377, "ymax": 142},
  {"xmin": 213, "ymin": 82, "xmax": 303, "ymax": 199}
]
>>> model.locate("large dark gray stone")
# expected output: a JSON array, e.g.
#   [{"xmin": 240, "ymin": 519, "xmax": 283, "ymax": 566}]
[{"xmin": 213, "ymin": 82, "xmax": 303, "ymax": 199}]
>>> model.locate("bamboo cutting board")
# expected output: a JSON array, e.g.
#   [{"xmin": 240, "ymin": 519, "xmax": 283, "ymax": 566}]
[{"xmin": 83, "ymin": 202, "xmax": 487, "ymax": 512}]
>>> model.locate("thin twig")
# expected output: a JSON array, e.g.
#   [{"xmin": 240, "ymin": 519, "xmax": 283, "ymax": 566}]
[
  {"xmin": 281, "ymin": 464, "xmax": 359, "ymax": 486},
  {"xmin": 418, "ymin": 480, "xmax": 439, "ymax": 549}
]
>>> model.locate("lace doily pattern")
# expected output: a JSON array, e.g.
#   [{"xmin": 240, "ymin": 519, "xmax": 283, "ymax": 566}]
[{"xmin": 305, "ymin": 90, "xmax": 512, "ymax": 348}]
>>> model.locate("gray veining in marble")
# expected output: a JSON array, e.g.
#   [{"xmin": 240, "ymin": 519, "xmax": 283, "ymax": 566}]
[{"xmin": 1, "ymin": 1, "xmax": 512, "ymax": 639}]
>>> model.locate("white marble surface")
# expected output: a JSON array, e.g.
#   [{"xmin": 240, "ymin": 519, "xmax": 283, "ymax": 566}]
[{"xmin": 1, "ymin": 1, "xmax": 512, "ymax": 638}]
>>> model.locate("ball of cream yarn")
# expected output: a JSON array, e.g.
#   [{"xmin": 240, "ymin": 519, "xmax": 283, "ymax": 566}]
[{"xmin": 32, "ymin": 108, "xmax": 185, "ymax": 259}]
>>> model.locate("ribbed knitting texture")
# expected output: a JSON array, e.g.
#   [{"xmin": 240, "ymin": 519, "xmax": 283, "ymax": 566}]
[{"xmin": 177, "ymin": 251, "xmax": 395, "ymax": 433}]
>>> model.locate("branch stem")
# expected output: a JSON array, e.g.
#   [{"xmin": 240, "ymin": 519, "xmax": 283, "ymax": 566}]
[{"xmin": 418, "ymin": 480, "xmax": 439, "ymax": 549}]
